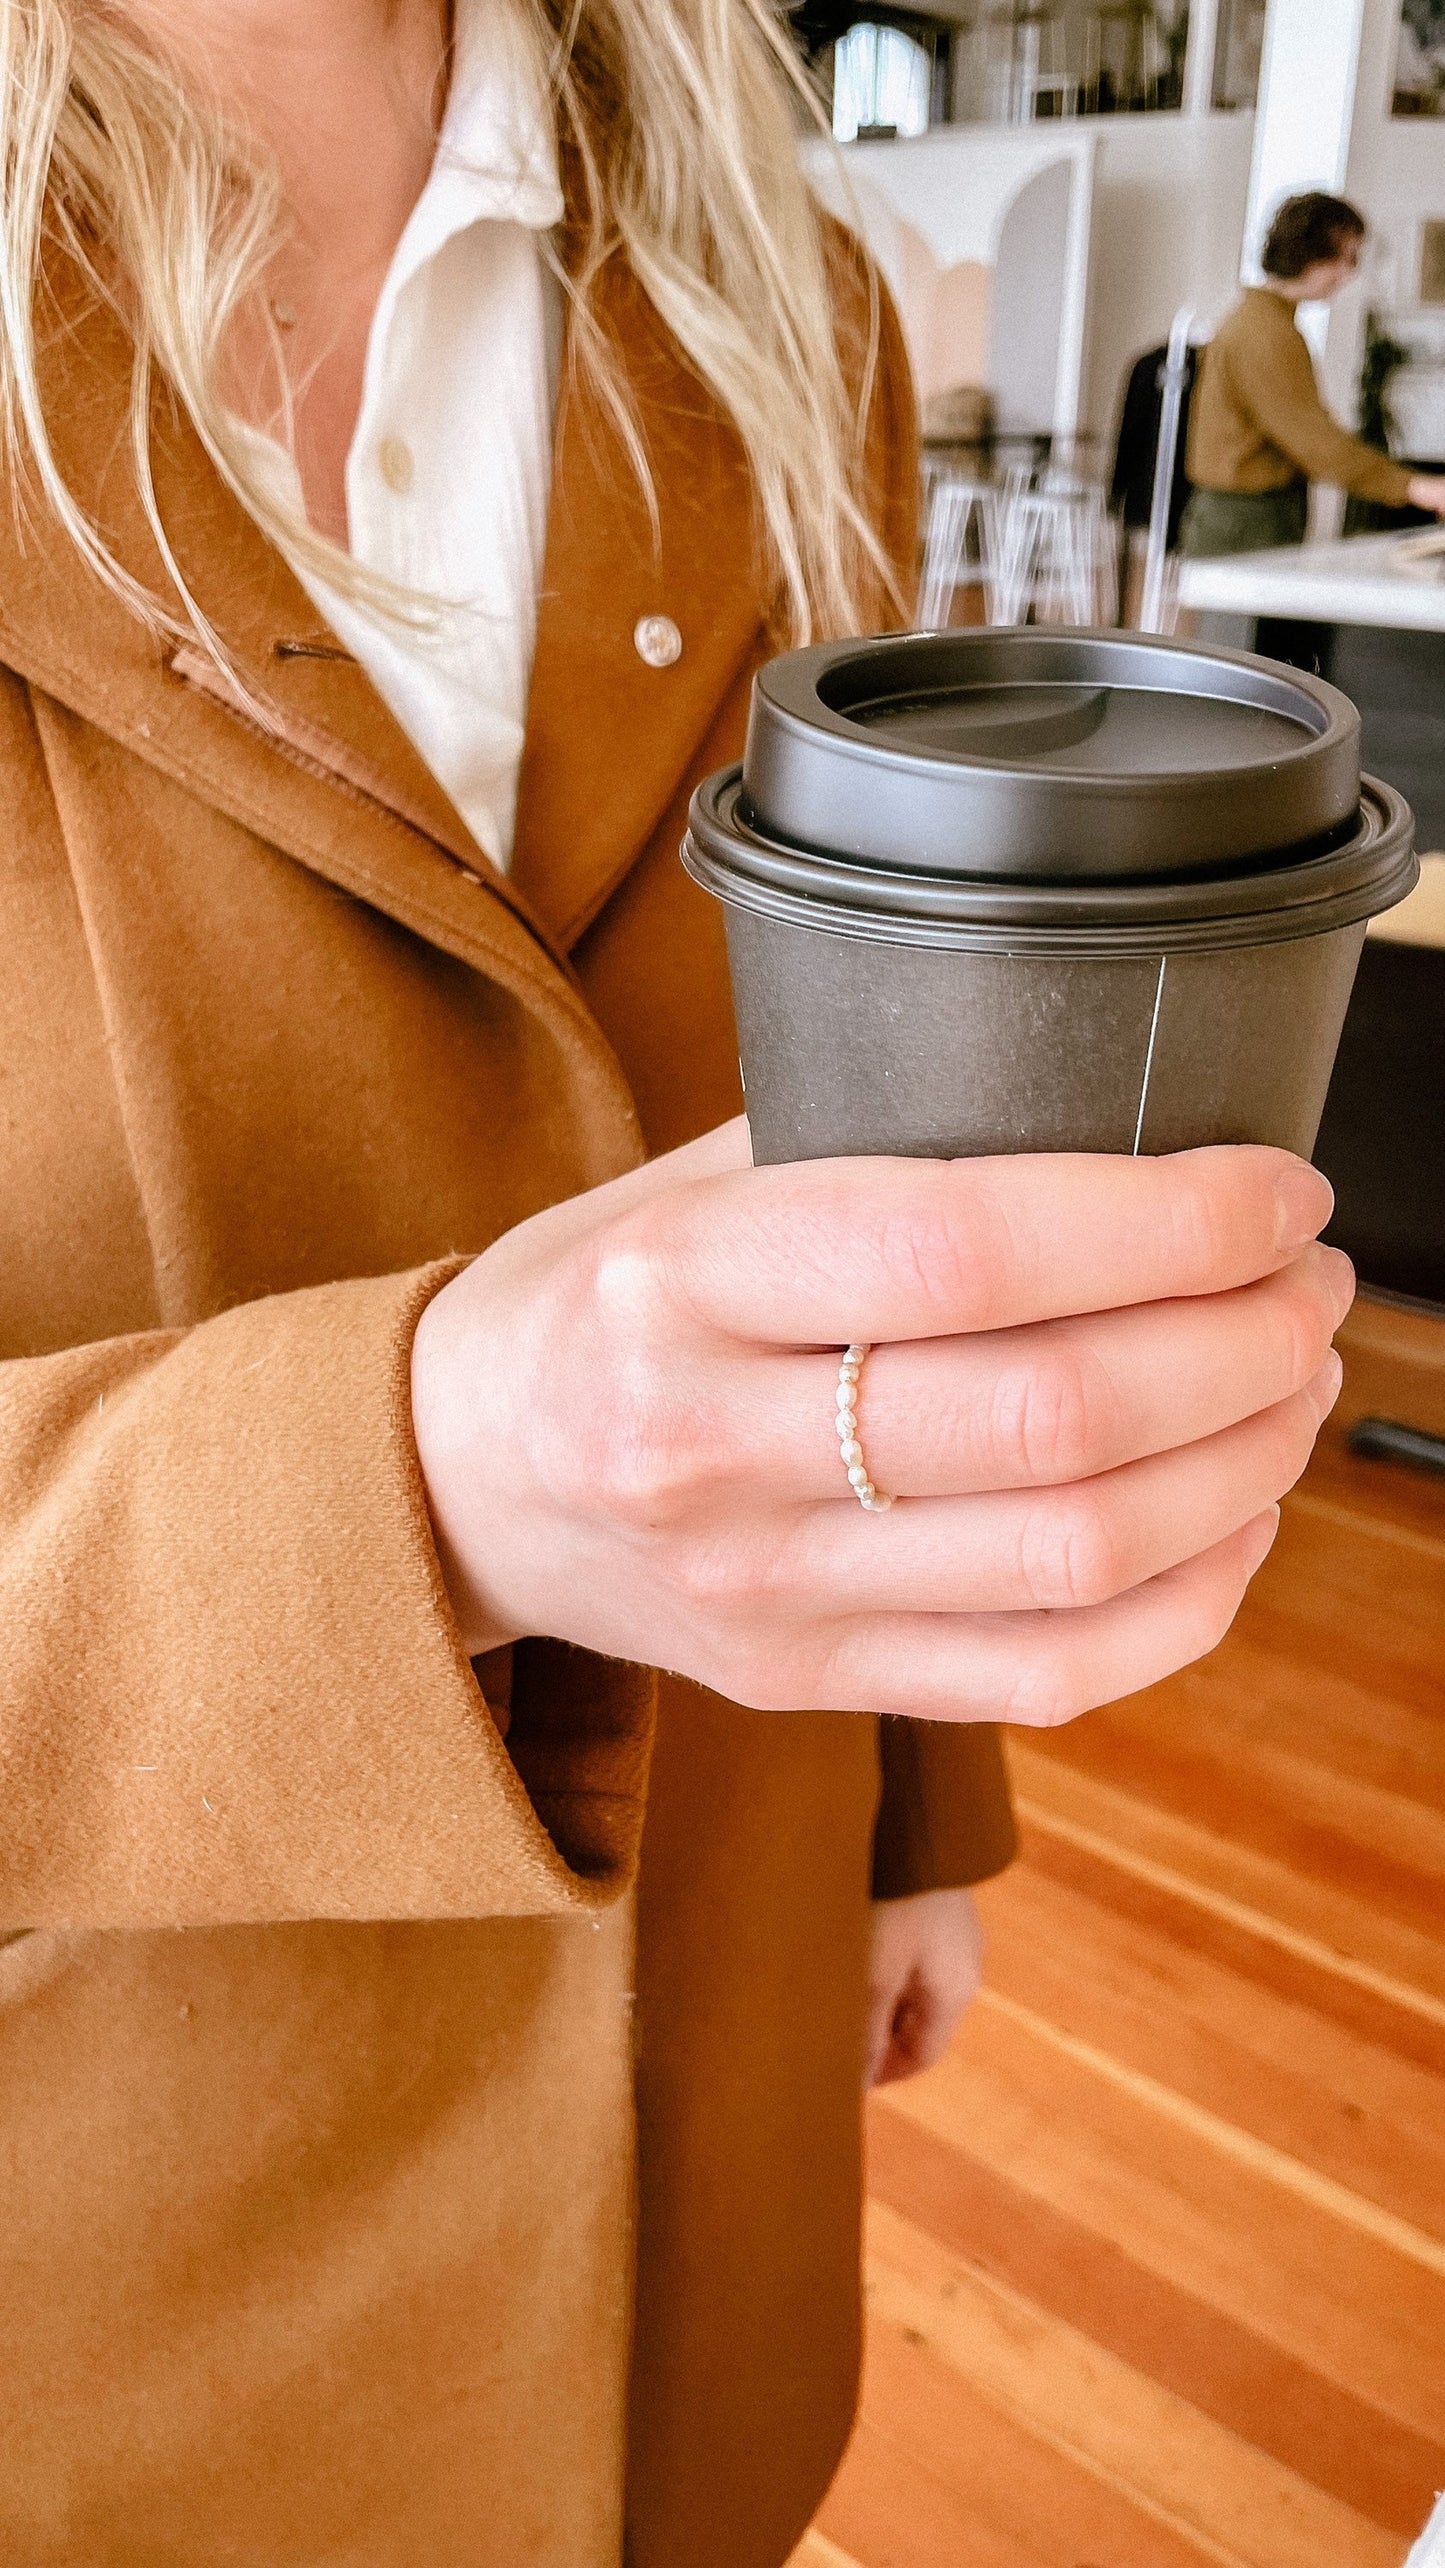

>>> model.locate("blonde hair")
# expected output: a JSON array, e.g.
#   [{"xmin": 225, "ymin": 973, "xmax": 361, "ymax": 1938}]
[{"xmin": 0, "ymin": 0, "xmax": 896, "ymax": 655}]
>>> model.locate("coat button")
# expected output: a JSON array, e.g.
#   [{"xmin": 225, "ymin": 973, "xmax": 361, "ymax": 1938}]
[
  {"xmin": 633, "ymin": 614, "xmax": 682, "ymax": 668},
  {"xmin": 378, "ymin": 435, "xmax": 415, "ymax": 494}
]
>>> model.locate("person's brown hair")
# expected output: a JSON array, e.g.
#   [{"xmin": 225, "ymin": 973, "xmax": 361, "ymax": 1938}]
[{"xmin": 1261, "ymin": 191, "xmax": 1365, "ymax": 281}]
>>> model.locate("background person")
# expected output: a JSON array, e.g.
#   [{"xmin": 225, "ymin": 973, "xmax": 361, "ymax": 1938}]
[
  {"xmin": 0, "ymin": 3, "xmax": 1350, "ymax": 2562},
  {"xmin": 1182, "ymin": 189, "xmax": 1445, "ymax": 558}
]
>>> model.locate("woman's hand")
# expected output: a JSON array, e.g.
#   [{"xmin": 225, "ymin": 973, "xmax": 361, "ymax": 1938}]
[
  {"xmin": 1406, "ymin": 473, "xmax": 1445, "ymax": 516},
  {"xmin": 410, "ymin": 1120, "xmax": 1349, "ymax": 1727},
  {"xmin": 866, "ymin": 1887, "xmax": 984, "ymax": 2087}
]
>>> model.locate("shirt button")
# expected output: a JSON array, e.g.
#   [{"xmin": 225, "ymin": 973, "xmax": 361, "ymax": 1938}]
[
  {"xmin": 634, "ymin": 614, "xmax": 682, "ymax": 668},
  {"xmin": 377, "ymin": 435, "xmax": 414, "ymax": 495}
]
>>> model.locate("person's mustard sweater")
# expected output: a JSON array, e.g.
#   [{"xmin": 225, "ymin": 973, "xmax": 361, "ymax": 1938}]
[{"xmin": 1187, "ymin": 286, "xmax": 1413, "ymax": 506}]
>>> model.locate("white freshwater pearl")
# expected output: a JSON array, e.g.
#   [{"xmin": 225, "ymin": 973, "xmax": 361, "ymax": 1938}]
[{"xmin": 840, "ymin": 1437, "xmax": 863, "ymax": 1467}]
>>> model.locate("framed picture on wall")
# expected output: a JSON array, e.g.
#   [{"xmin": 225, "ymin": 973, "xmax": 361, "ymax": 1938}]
[{"xmin": 1393, "ymin": 0, "xmax": 1445, "ymax": 114}]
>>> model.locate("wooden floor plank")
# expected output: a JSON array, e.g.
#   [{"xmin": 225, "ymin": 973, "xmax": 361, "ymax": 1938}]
[
  {"xmin": 977, "ymin": 1985, "xmax": 1445, "ymax": 2279},
  {"xmin": 1033, "ymin": 1697, "xmax": 1444, "ymax": 1944},
  {"xmin": 1012, "ymin": 1800, "xmax": 1445, "ymax": 2071},
  {"xmin": 1008, "ymin": 1748, "xmax": 1445, "ymax": 2009},
  {"xmin": 865, "ymin": 2106, "xmax": 1442, "ymax": 2537},
  {"xmin": 1210, "ymin": 1621, "xmax": 1444, "ymax": 1777},
  {"xmin": 882, "ymin": 2013, "xmax": 1445, "ymax": 2432},
  {"xmin": 1086, "ymin": 1674, "xmax": 1445, "ymax": 1892},
  {"xmin": 818, "ymin": 2319, "xmax": 1243, "ymax": 2568},
  {"xmin": 863, "ymin": 2200, "xmax": 1402, "ymax": 2568},
  {"xmin": 976, "ymin": 1859, "xmax": 1445, "ymax": 2232}
]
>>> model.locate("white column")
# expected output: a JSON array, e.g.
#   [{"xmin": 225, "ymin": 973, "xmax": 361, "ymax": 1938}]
[
  {"xmin": 1181, "ymin": 0, "xmax": 1223, "ymax": 118},
  {"xmin": 1243, "ymin": 0, "xmax": 1368, "ymax": 352}
]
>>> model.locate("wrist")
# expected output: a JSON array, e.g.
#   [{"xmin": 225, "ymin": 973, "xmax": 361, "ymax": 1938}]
[{"xmin": 410, "ymin": 1273, "xmax": 526, "ymax": 1659}]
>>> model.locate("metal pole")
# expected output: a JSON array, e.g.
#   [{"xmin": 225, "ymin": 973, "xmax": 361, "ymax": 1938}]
[{"xmin": 1138, "ymin": 303, "xmax": 1194, "ymax": 634}]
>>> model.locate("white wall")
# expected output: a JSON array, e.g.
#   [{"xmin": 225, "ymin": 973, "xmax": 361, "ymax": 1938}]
[
  {"xmin": 810, "ymin": 111, "xmax": 1254, "ymax": 446},
  {"xmin": 804, "ymin": 126, "xmax": 1095, "ymax": 436},
  {"xmin": 1083, "ymin": 113, "xmax": 1256, "ymax": 434},
  {"xmin": 1320, "ymin": 0, "xmax": 1445, "ymax": 421}
]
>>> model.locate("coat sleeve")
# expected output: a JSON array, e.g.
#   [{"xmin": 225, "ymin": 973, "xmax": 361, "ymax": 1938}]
[
  {"xmin": 871, "ymin": 1718, "xmax": 1018, "ymax": 1897},
  {"xmin": 1231, "ymin": 325, "xmax": 1413, "ymax": 506},
  {"xmin": 842, "ymin": 245, "xmax": 1020, "ymax": 1899},
  {"xmin": 0, "ymin": 1264, "xmax": 651, "ymax": 1930}
]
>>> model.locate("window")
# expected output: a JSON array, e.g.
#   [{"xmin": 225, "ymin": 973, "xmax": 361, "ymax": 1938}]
[{"xmin": 832, "ymin": 20, "xmax": 935, "ymax": 137}]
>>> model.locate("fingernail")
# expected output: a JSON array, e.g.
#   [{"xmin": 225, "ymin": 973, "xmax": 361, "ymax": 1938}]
[
  {"xmin": 1242, "ymin": 1504, "xmax": 1281, "ymax": 1574},
  {"xmin": 1275, "ymin": 1164, "xmax": 1334, "ymax": 1251},
  {"xmin": 1313, "ymin": 1348, "xmax": 1344, "ymax": 1417}
]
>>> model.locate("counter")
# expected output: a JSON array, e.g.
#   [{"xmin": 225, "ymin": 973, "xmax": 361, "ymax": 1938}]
[
  {"xmin": 1176, "ymin": 532, "xmax": 1445, "ymax": 845},
  {"xmin": 1176, "ymin": 530, "xmax": 1445, "ymax": 634}
]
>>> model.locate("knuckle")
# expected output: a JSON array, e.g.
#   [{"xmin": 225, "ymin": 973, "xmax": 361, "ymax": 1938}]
[
  {"xmin": 587, "ymin": 1209, "xmax": 677, "ymax": 1341},
  {"xmin": 1177, "ymin": 1569, "xmax": 1245, "ymax": 1670},
  {"xmin": 993, "ymin": 1343, "xmax": 1117, "ymax": 1485},
  {"xmin": 671, "ymin": 1532, "xmax": 750, "ymax": 1616},
  {"xmin": 556, "ymin": 1223, "xmax": 721, "ymax": 1529},
  {"xmin": 999, "ymin": 1650, "xmax": 1093, "ymax": 1730},
  {"xmin": 716, "ymin": 1628, "xmax": 815, "ymax": 1712},
  {"xmin": 554, "ymin": 1355, "xmax": 693, "ymax": 1530},
  {"xmin": 1162, "ymin": 1162, "xmax": 1235, "ymax": 1283},
  {"xmin": 877, "ymin": 1204, "xmax": 977, "ymax": 1320},
  {"xmin": 585, "ymin": 1428, "xmax": 682, "ymax": 1529},
  {"xmin": 1017, "ymin": 1488, "xmax": 1121, "ymax": 1610},
  {"xmin": 876, "ymin": 1171, "xmax": 1015, "ymax": 1329}
]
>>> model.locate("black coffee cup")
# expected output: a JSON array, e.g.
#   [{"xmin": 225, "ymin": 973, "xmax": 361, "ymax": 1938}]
[{"xmin": 681, "ymin": 629, "xmax": 1417, "ymax": 1165}]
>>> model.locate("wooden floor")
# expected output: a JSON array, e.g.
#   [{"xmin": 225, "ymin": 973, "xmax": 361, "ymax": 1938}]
[{"xmin": 796, "ymin": 1292, "xmax": 1445, "ymax": 2568}]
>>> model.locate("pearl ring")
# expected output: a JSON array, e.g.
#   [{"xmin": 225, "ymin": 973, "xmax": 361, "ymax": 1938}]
[{"xmin": 835, "ymin": 1344, "xmax": 894, "ymax": 1513}]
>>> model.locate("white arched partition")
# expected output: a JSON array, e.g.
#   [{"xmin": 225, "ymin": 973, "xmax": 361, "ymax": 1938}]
[{"xmin": 800, "ymin": 127, "xmax": 1095, "ymax": 440}]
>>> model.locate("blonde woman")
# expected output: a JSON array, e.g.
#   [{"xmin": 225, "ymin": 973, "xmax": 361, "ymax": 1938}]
[{"xmin": 0, "ymin": 3, "xmax": 1350, "ymax": 2560}]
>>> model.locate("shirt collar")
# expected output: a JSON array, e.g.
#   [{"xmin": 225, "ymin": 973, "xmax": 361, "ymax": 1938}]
[{"xmin": 385, "ymin": 0, "xmax": 563, "ymax": 302}]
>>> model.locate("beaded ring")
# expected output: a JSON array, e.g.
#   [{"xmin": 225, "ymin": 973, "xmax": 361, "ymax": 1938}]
[{"xmin": 835, "ymin": 1343, "xmax": 894, "ymax": 1513}]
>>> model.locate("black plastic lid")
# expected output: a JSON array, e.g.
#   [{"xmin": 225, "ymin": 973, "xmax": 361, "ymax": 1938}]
[
  {"xmin": 743, "ymin": 629, "xmax": 1362, "ymax": 882},
  {"xmin": 684, "ymin": 767, "xmax": 1417, "ymax": 958}
]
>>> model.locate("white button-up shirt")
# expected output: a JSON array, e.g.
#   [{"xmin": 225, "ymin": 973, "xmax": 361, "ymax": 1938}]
[{"xmin": 247, "ymin": 0, "xmax": 563, "ymax": 872}]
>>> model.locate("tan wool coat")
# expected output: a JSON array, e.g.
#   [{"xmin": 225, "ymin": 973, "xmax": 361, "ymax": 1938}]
[{"xmin": 0, "ymin": 250, "xmax": 1015, "ymax": 2567}]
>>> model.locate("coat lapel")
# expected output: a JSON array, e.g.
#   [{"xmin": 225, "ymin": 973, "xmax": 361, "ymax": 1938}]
[
  {"xmin": 0, "ymin": 255, "xmax": 767, "ymax": 1026},
  {"xmin": 510, "ymin": 261, "xmax": 770, "ymax": 948},
  {"xmin": 12, "ymin": 280, "xmax": 586, "ymax": 952}
]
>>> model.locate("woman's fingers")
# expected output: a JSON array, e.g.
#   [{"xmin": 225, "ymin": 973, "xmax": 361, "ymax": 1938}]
[
  {"xmin": 777, "ymin": 1360, "xmax": 1337, "ymax": 1618},
  {"xmin": 728, "ymin": 1241, "xmax": 1354, "ymax": 1500},
  {"xmin": 636, "ymin": 1145, "xmax": 1335, "ymax": 1347},
  {"xmin": 416, "ymin": 1126, "xmax": 1336, "ymax": 1693},
  {"xmin": 813, "ymin": 1509, "xmax": 1283, "ymax": 1727}
]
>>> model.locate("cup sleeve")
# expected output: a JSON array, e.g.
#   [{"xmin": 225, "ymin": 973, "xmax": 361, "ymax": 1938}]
[
  {"xmin": 871, "ymin": 1715, "xmax": 1018, "ymax": 1901},
  {"xmin": 0, "ymin": 1263, "xmax": 653, "ymax": 1931}
]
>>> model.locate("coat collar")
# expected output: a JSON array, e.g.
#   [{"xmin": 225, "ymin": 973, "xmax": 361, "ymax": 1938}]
[{"xmin": 0, "ymin": 253, "xmax": 768, "ymax": 983}]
